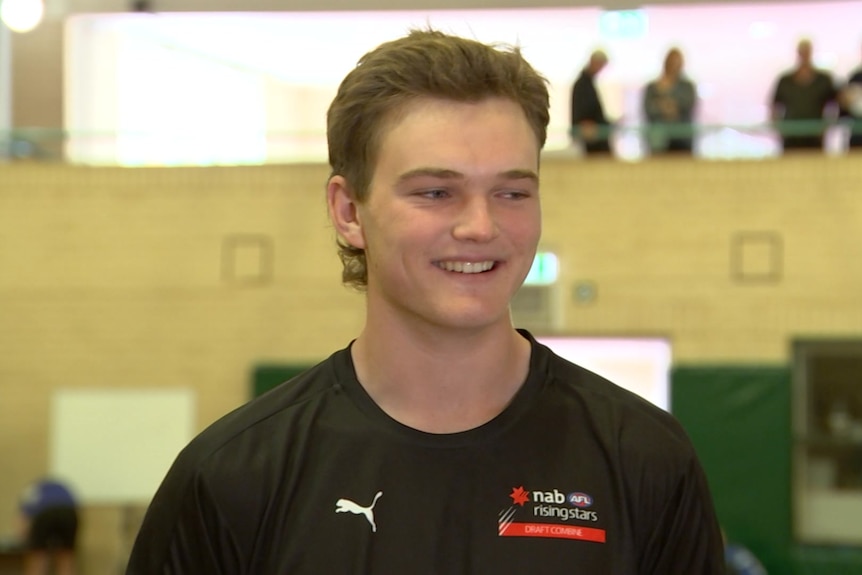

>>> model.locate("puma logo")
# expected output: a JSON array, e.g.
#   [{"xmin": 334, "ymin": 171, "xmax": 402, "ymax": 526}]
[{"xmin": 335, "ymin": 491, "xmax": 383, "ymax": 532}]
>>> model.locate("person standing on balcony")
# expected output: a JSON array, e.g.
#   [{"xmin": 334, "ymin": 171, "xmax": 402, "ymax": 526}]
[
  {"xmin": 770, "ymin": 38, "xmax": 838, "ymax": 151},
  {"xmin": 839, "ymin": 42, "xmax": 862, "ymax": 148},
  {"xmin": 571, "ymin": 50, "xmax": 614, "ymax": 155},
  {"xmin": 643, "ymin": 47, "xmax": 698, "ymax": 155}
]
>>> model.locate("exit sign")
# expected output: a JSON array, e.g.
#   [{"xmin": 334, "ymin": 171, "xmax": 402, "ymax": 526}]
[
  {"xmin": 599, "ymin": 10, "xmax": 649, "ymax": 40},
  {"xmin": 524, "ymin": 252, "xmax": 559, "ymax": 286}
]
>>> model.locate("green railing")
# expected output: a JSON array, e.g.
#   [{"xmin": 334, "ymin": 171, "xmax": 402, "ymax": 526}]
[
  {"xmin": 3, "ymin": 120, "xmax": 862, "ymax": 164},
  {"xmin": 571, "ymin": 119, "xmax": 862, "ymax": 144}
]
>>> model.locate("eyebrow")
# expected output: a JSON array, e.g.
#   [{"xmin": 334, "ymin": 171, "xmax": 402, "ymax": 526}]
[{"xmin": 396, "ymin": 167, "xmax": 539, "ymax": 184}]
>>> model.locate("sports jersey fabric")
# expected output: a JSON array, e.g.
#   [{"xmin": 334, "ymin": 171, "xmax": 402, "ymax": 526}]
[{"xmin": 127, "ymin": 330, "xmax": 724, "ymax": 574}]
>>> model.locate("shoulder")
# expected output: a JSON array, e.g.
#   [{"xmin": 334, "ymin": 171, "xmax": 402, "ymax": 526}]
[
  {"xmin": 183, "ymin": 351, "xmax": 345, "ymax": 467},
  {"xmin": 815, "ymin": 70, "xmax": 837, "ymax": 88},
  {"xmin": 530, "ymin": 336, "xmax": 692, "ymax": 459},
  {"xmin": 775, "ymin": 71, "xmax": 794, "ymax": 85},
  {"xmin": 572, "ymin": 72, "xmax": 590, "ymax": 88},
  {"xmin": 529, "ymin": 337, "xmax": 712, "ymax": 513},
  {"xmin": 526, "ymin": 334, "xmax": 723, "ymax": 570}
]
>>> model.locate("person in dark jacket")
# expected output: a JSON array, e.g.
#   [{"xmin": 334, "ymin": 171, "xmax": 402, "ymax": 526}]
[{"xmin": 570, "ymin": 50, "xmax": 613, "ymax": 155}]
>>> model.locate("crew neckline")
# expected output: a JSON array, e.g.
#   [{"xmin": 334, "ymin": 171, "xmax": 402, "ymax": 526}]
[{"xmin": 334, "ymin": 329, "xmax": 548, "ymax": 449}]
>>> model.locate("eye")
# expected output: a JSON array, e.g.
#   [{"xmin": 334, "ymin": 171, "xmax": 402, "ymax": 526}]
[
  {"xmin": 498, "ymin": 189, "xmax": 532, "ymax": 200},
  {"xmin": 421, "ymin": 188, "xmax": 449, "ymax": 199}
]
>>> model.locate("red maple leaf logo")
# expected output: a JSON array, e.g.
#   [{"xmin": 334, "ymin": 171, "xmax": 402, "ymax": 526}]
[{"xmin": 509, "ymin": 486, "xmax": 530, "ymax": 506}]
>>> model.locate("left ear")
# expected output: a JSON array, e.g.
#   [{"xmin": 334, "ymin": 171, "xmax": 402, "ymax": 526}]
[{"xmin": 326, "ymin": 175, "xmax": 366, "ymax": 249}]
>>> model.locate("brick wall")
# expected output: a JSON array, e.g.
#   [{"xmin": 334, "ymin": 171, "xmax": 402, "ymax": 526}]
[{"xmin": 0, "ymin": 155, "xmax": 860, "ymax": 571}]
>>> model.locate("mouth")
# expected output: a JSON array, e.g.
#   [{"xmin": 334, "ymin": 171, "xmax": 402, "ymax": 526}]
[{"xmin": 434, "ymin": 260, "xmax": 496, "ymax": 274}]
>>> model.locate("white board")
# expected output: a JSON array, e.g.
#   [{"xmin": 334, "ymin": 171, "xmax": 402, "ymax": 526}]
[
  {"xmin": 50, "ymin": 388, "xmax": 195, "ymax": 504},
  {"xmin": 537, "ymin": 337, "xmax": 671, "ymax": 411}
]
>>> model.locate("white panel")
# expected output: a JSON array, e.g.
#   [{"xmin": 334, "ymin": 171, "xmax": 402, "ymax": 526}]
[
  {"xmin": 797, "ymin": 489, "xmax": 862, "ymax": 544},
  {"xmin": 50, "ymin": 388, "xmax": 195, "ymax": 504},
  {"xmin": 537, "ymin": 336, "xmax": 671, "ymax": 411}
]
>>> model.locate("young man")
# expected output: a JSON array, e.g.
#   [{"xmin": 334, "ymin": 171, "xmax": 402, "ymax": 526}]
[{"xmin": 126, "ymin": 29, "xmax": 724, "ymax": 574}]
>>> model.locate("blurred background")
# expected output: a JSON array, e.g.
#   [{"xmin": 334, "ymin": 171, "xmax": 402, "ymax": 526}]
[{"xmin": 1, "ymin": 0, "xmax": 862, "ymax": 573}]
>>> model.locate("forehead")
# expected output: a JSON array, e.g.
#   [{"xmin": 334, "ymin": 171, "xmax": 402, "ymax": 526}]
[{"xmin": 371, "ymin": 96, "xmax": 539, "ymax": 177}]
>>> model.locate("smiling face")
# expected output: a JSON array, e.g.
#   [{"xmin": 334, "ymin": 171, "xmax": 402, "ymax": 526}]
[{"xmin": 328, "ymin": 96, "xmax": 541, "ymax": 334}]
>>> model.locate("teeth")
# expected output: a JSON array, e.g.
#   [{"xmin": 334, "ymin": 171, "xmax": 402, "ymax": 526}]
[{"xmin": 437, "ymin": 261, "xmax": 495, "ymax": 274}]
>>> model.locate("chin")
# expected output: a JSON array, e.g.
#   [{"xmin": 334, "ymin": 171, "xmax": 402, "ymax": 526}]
[{"xmin": 432, "ymin": 305, "xmax": 511, "ymax": 332}]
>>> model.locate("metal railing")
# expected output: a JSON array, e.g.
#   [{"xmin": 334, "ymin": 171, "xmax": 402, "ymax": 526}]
[{"xmin": 3, "ymin": 120, "xmax": 862, "ymax": 165}]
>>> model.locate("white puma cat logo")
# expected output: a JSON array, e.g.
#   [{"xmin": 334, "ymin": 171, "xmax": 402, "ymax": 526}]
[{"xmin": 335, "ymin": 491, "xmax": 383, "ymax": 532}]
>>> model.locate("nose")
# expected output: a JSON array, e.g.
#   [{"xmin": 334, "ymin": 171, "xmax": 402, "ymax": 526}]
[{"xmin": 452, "ymin": 196, "xmax": 498, "ymax": 242}]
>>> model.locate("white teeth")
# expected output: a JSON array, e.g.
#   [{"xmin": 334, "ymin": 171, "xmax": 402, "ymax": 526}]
[{"xmin": 437, "ymin": 261, "xmax": 495, "ymax": 274}]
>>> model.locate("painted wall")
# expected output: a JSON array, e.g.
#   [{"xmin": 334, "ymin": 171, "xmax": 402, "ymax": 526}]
[{"xmin": 1, "ymin": 154, "xmax": 861, "ymax": 570}]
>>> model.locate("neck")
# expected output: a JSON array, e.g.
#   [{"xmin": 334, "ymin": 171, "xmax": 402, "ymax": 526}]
[{"xmin": 351, "ymin": 312, "xmax": 531, "ymax": 434}]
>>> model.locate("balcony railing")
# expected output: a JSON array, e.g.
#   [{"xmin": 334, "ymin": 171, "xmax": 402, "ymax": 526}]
[{"xmin": 2, "ymin": 119, "xmax": 862, "ymax": 165}]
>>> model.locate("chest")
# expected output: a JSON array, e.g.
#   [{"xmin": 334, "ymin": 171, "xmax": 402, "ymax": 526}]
[
  {"xmin": 237, "ymin": 434, "xmax": 639, "ymax": 574},
  {"xmin": 778, "ymin": 75, "xmax": 833, "ymax": 112}
]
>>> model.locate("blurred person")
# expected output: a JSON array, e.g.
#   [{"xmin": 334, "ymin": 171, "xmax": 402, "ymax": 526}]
[
  {"xmin": 126, "ymin": 28, "xmax": 724, "ymax": 574},
  {"xmin": 17, "ymin": 478, "xmax": 79, "ymax": 575},
  {"xmin": 643, "ymin": 47, "xmax": 697, "ymax": 154},
  {"xmin": 770, "ymin": 38, "xmax": 838, "ymax": 151},
  {"xmin": 570, "ymin": 49, "xmax": 614, "ymax": 155},
  {"xmin": 839, "ymin": 42, "xmax": 862, "ymax": 148}
]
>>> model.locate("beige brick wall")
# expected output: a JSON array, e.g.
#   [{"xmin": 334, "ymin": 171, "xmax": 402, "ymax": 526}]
[{"xmin": 1, "ymin": 155, "xmax": 860, "ymax": 571}]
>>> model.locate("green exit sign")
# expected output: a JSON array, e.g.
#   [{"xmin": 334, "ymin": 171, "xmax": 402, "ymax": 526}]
[
  {"xmin": 524, "ymin": 252, "xmax": 559, "ymax": 286},
  {"xmin": 599, "ymin": 10, "xmax": 649, "ymax": 40}
]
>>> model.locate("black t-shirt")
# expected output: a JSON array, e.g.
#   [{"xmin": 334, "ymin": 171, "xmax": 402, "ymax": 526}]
[
  {"xmin": 772, "ymin": 69, "xmax": 836, "ymax": 120},
  {"xmin": 127, "ymin": 331, "xmax": 724, "ymax": 574}
]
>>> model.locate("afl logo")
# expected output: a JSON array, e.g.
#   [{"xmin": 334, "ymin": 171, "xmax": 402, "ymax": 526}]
[{"xmin": 567, "ymin": 492, "xmax": 593, "ymax": 508}]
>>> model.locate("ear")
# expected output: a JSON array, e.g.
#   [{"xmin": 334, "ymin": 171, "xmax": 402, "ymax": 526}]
[{"xmin": 327, "ymin": 175, "xmax": 366, "ymax": 250}]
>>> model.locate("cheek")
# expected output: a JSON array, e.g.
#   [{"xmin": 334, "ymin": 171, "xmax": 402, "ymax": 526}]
[{"xmin": 510, "ymin": 212, "xmax": 542, "ymax": 249}]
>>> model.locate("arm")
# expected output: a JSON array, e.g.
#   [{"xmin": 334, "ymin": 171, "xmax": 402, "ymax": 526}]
[
  {"xmin": 676, "ymin": 80, "xmax": 697, "ymax": 122},
  {"xmin": 571, "ymin": 76, "xmax": 589, "ymax": 125},
  {"xmin": 638, "ymin": 454, "xmax": 725, "ymax": 574},
  {"xmin": 643, "ymin": 82, "xmax": 661, "ymax": 123},
  {"xmin": 571, "ymin": 75, "xmax": 605, "ymax": 141},
  {"xmin": 823, "ymin": 74, "xmax": 840, "ymax": 120},
  {"xmin": 770, "ymin": 76, "xmax": 786, "ymax": 122}
]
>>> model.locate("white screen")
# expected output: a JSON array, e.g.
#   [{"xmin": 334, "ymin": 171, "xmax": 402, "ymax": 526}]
[
  {"xmin": 50, "ymin": 388, "xmax": 195, "ymax": 504},
  {"xmin": 537, "ymin": 336, "xmax": 671, "ymax": 411}
]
